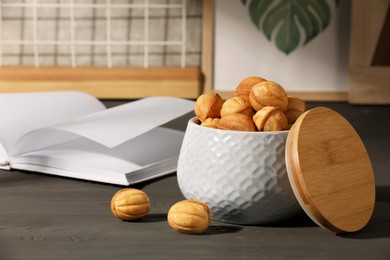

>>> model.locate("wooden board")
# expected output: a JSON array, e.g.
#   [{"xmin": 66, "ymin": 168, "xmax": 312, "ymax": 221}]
[
  {"xmin": 349, "ymin": 0, "xmax": 390, "ymax": 104},
  {"xmin": 0, "ymin": 67, "xmax": 203, "ymax": 99},
  {"xmin": 201, "ymin": 0, "xmax": 214, "ymax": 94},
  {"xmin": 216, "ymin": 91, "xmax": 348, "ymax": 102},
  {"xmin": 286, "ymin": 107, "xmax": 375, "ymax": 233}
]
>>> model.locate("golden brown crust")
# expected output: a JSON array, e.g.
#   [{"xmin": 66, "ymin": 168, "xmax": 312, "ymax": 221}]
[
  {"xmin": 220, "ymin": 96, "xmax": 254, "ymax": 118},
  {"xmin": 234, "ymin": 76, "xmax": 267, "ymax": 101},
  {"xmin": 253, "ymin": 106, "xmax": 288, "ymax": 131},
  {"xmin": 286, "ymin": 96, "xmax": 307, "ymax": 123},
  {"xmin": 249, "ymin": 81, "xmax": 288, "ymax": 112},
  {"xmin": 217, "ymin": 113, "xmax": 256, "ymax": 132},
  {"xmin": 111, "ymin": 188, "xmax": 150, "ymax": 221},
  {"xmin": 287, "ymin": 96, "xmax": 307, "ymax": 112},
  {"xmin": 286, "ymin": 110, "xmax": 303, "ymax": 124},
  {"xmin": 252, "ymin": 106, "xmax": 279, "ymax": 131},
  {"xmin": 194, "ymin": 92, "xmax": 224, "ymax": 122},
  {"xmin": 201, "ymin": 118, "xmax": 220, "ymax": 128},
  {"xmin": 263, "ymin": 110, "xmax": 288, "ymax": 131},
  {"xmin": 167, "ymin": 200, "xmax": 210, "ymax": 234}
]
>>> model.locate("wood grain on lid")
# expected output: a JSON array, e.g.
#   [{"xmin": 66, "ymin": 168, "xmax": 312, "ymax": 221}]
[{"xmin": 286, "ymin": 107, "xmax": 375, "ymax": 233}]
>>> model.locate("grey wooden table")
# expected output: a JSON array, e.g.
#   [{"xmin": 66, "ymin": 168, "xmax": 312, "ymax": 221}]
[{"xmin": 0, "ymin": 102, "xmax": 389, "ymax": 260}]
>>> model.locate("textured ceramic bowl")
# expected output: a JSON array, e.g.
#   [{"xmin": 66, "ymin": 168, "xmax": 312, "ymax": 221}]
[{"xmin": 176, "ymin": 118, "xmax": 301, "ymax": 225}]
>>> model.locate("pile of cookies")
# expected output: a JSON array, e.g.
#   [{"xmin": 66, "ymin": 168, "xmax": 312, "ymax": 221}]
[{"xmin": 194, "ymin": 76, "xmax": 306, "ymax": 131}]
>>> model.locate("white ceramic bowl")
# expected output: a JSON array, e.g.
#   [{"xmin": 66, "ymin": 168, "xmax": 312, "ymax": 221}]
[{"xmin": 177, "ymin": 118, "xmax": 302, "ymax": 225}]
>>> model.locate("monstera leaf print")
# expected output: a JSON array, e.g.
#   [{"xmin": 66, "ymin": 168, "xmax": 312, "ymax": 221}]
[{"xmin": 241, "ymin": 0, "xmax": 339, "ymax": 54}]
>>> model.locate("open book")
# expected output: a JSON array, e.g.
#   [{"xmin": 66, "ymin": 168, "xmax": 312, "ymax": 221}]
[{"xmin": 0, "ymin": 91, "xmax": 195, "ymax": 185}]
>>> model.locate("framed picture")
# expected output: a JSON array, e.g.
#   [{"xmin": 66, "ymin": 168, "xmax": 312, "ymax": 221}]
[{"xmin": 209, "ymin": 0, "xmax": 351, "ymax": 101}]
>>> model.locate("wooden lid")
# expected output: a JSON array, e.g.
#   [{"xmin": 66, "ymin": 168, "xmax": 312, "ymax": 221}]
[{"xmin": 285, "ymin": 107, "xmax": 375, "ymax": 233}]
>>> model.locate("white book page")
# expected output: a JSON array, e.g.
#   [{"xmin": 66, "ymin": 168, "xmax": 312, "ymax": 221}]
[
  {"xmin": 13, "ymin": 97, "xmax": 195, "ymax": 152},
  {"xmin": 50, "ymin": 96, "xmax": 195, "ymax": 148},
  {"xmin": 0, "ymin": 91, "xmax": 106, "ymax": 160},
  {"xmin": 10, "ymin": 127, "xmax": 184, "ymax": 185}
]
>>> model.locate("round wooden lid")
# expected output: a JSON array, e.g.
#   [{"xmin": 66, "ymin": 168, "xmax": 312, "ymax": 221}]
[{"xmin": 285, "ymin": 107, "xmax": 375, "ymax": 233}]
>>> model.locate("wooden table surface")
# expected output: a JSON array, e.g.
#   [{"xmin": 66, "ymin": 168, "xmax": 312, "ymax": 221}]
[{"xmin": 0, "ymin": 102, "xmax": 389, "ymax": 260}]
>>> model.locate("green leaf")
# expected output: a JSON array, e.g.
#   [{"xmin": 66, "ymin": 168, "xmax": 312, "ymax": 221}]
[
  {"xmin": 275, "ymin": 12, "xmax": 300, "ymax": 54},
  {"xmin": 262, "ymin": 2, "xmax": 287, "ymax": 40},
  {"xmin": 262, "ymin": 1, "xmax": 300, "ymax": 54},
  {"xmin": 300, "ymin": 0, "xmax": 331, "ymax": 30},
  {"xmin": 294, "ymin": 0, "xmax": 330, "ymax": 44},
  {"xmin": 241, "ymin": 0, "xmax": 248, "ymax": 5},
  {"xmin": 244, "ymin": 0, "xmax": 333, "ymax": 54},
  {"xmin": 248, "ymin": 0, "xmax": 273, "ymax": 28}
]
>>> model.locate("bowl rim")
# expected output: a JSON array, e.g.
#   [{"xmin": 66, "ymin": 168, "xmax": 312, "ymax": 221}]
[{"xmin": 188, "ymin": 117, "xmax": 289, "ymax": 136}]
